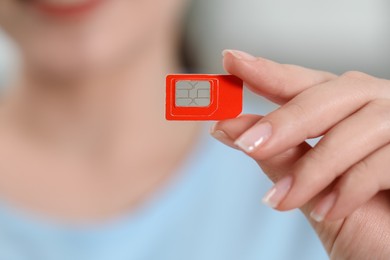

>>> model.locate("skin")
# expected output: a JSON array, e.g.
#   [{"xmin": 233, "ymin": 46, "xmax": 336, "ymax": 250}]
[
  {"xmin": 212, "ymin": 50, "xmax": 390, "ymax": 259},
  {"xmin": 0, "ymin": 0, "xmax": 201, "ymax": 221}
]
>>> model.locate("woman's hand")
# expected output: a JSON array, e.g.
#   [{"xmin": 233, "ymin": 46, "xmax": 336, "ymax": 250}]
[{"xmin": 211, "ymin": 50, "xmax": 390, "ymax": 259}]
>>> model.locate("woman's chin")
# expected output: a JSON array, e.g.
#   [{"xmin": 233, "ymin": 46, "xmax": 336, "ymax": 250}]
[{"xmin": 24, "ymin": 55, "xmax": 108, "ymax": 82}]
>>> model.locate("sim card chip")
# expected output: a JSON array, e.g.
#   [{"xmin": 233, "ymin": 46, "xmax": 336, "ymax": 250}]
[{"xmin": 175, "ymin": 80, "xmax": 211, "ymax": 107}]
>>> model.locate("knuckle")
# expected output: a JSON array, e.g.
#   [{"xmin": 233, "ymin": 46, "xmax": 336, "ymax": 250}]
[
  {"xmin": 367, "ymin": 99, "xmax": 390, "ymax": 110},
  {"xmin": 343, "ymin": 159, "xmax": 379, "ymax": 192},
  {"xmin": 366, "ymin": 99, "xmax": 390, "ymax": 128},
  {"xmin": 295, "ymin": 141, "xmax": 339, "ymax": 183},
  {"xmin": 341, "ymin": 71, "xmax": 373, "ymax": 80},
  {"xmin": 267, "ymin": 102, "xmax": 310, "ymax": 140},
  {"xmin": 283, "ymin": 102, "xmax": 309, "ymax": 123},
  {"xmin": 339, "ymin": 71, "xmax": 388, "ymax": 101},
  {"xmin": 310, "ymin": 142, "xmax": 327, "ymax": 162},
  {"xmin": 340, "ymin": 71, "xmax": 382, "ymax": 101},
  {"xmin": 351, "ymin": 159, "xmax": 370, "ymax": 177},
  {"xmin": 295, "ymin": 145, "xmax": 326, "ymax": 176},
  {"xmin": 339, "ymin": 71, "xmax": 378, "ymax": 101}
]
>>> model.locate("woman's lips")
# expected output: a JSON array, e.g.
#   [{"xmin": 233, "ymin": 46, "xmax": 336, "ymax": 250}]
[{"xmin": 30, "ymin": 0, "xmax": 103, "ymax": 16}]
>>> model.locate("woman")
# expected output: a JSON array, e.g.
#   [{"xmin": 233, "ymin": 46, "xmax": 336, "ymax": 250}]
[{"xmin": 0, "ymin": 0, "xmax": 389, "ymax": 259}]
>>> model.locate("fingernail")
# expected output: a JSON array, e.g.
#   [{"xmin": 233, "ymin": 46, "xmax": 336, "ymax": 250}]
[
  {"xmin": 234, "ymin": 122, "xmax": 272, "ymax": 153},
  {"xmin": 310, "ymin": 192, "xmax": 338, "ymax": 222},
  {"xmin": 262, "ymin": 176, "xmax": 293, "ymax": 208},
  {"xmin": 210, "ymin": 130, "xmax": 232, "ymax": 144},
  {"xmin": 222, "ymin": 49, "xmax": 258, "ymax": 61},
  {"xmin": 210, "ymin": 124, "xmax": 234, "ymax": 146}
]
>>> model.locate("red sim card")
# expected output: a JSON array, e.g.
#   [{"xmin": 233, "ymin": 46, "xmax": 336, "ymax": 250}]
[{"xmin": 166, "ymin": 74, "xmax": 243, "ymax": 121}]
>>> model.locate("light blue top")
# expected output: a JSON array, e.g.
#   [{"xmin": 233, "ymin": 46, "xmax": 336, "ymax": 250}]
[{"xmin": 0, "ymin": 128, "xmax": 328, "ymax": 260}]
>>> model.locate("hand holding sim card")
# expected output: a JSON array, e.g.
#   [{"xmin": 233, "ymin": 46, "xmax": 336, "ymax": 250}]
[{"xmin": 165, "ymin": 74, "xmax": 243, "ymax": 120}]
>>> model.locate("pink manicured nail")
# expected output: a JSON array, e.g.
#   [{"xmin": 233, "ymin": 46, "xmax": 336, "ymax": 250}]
[
  {"xmin": 210, "ymin": 130, "xmax": 232, "ymax": 145},
  {"xmin": 310, "ymin": 192, "xmax": 338, "ymax": 222},
  {"xmin": 234, "ymin": 122, "xmax": 272, "ymax": 153},
  {"xmin": 210, "ymin": 123, "xmax": 235, "ymax": 147},
  {"xmin": 262, "ymin": 176, "xmax": 293, "ymax": 208},
  {"xmin": 222, "ymin": 49, "xmax": 258, "ymax": 61}
]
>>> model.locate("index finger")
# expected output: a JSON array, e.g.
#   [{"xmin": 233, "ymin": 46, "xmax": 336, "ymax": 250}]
[{"xmin": 222, "ymin": 50, "xmax": 336, "ymax": 104}]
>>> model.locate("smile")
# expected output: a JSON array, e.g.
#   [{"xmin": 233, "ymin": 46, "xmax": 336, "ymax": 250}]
[{"xmin": 28, "ymin": 0, "xmax": 104, "ymax": 17}]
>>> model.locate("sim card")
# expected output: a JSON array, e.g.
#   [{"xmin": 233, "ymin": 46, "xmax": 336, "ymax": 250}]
[{"xmin": 166, "ymin": 74, "xmax": 243, "ymax": 121}]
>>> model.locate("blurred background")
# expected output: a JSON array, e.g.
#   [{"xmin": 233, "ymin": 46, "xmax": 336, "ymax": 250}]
[
  {"xmin": 185, "ymin": 0, "xmax": 390, "ymax": 77},
  {"xmin": 0, "ymin": 1, "xmax": 388, "ymax": 258},
  {"xmin": 1, "ymin": 0, "xmax": 390, "ymax": 86}
]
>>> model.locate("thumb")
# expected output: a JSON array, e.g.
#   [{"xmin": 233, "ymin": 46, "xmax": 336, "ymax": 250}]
[{"xmin": 222, "ymin": 50, "xmax": 336, "ymax": 104}]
